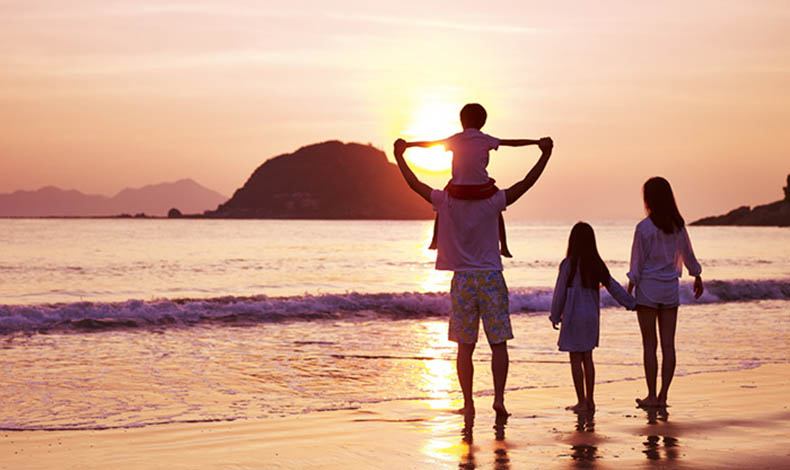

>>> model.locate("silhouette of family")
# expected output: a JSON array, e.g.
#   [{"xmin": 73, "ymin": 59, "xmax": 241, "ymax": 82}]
[{"xmin": 394, "ymin": 103, "xmax": 704, "ymax": 420}]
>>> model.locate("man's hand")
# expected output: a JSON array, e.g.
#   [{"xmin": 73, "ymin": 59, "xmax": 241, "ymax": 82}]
[
  {"xmin": 394, "ymin": 138, "xmax": 407, "ymax": 157},
  {"xmin": 538, "ymin": 137, "xmax": 553, "ymax": 153}
]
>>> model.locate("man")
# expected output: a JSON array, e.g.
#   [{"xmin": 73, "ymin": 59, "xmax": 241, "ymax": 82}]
[{"xmin": 393, "ymin": 136, "xmax": 554, "ymax": 419}]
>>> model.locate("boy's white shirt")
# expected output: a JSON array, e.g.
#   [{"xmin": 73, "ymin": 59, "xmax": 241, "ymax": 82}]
[{"xmin": 444, "ymin": 128, "xmax": 500, "ymax": 185}]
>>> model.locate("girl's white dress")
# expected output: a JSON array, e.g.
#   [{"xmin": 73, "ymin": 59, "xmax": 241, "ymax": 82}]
[{"xmin": 550, "ymin": 258, "xmax": 636, "ymax": 352}]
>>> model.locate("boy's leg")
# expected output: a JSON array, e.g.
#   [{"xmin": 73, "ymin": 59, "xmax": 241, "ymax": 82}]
[
  {"xmin": 656, "ymin": 307, "xmax": 678, "ymax": 407},
  {"xmin": 636, "ymin": 306, "xmax": 659, "ymax": 407},
  {"xmin": 457, "ymin": 342, "xmax": 476, "ymax": 416},
  {"xmin": 567, "ymin": 352, "xmax": 586, "ymax": 411},
  {"xmin": 582, "ymin": 350, "xmax": 595, "ymax": 411},
  {"xmin": 429, "ymin": 215, "xmax": 439, "ymax": 250},
  {"xmin": 490, "ymin": 341, "xmax": 509, "ymax": 417},
  {"xmin": 498, "ymin": 214, "xmax": 513, "ymax": 258}
]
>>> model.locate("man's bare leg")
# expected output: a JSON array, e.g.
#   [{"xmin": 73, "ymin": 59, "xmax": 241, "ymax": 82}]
[
  {"xmin": 490, "ymin": 341, "xmax": 510, "ymax": 418},
  {"xmin": 456, "ymin": 342, "xmax": 476, "ymax": 417},
  {"xmin": 636, "ymin": 306, "xmax": 659, "ymax": 408},
  {"xmin": 656, "ymin": 307, "xmax": 678, "ymax": 407}
]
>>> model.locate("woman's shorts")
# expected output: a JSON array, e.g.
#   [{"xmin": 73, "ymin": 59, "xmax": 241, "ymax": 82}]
[
  {"xmin": 635, "ymin": 278, "xmax": 679, "ymax": 309},
  {"xmin": 449, "ymin": 271, "xmax": 513, "ymax": 344}
]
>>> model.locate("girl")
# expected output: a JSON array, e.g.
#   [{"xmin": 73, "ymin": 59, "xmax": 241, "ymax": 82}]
[
  {"xmin": 627, "ymin": 177, "xmax": 704, "ymax": 409},
  {"xmin": 550, "ymin": 222, "xmax": 636, "ymax": 412}
]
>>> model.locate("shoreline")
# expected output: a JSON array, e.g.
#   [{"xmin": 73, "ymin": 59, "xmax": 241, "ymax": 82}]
[{"xmin": 3, "ymin": 363, "xmax": 788, "ymax": 469}]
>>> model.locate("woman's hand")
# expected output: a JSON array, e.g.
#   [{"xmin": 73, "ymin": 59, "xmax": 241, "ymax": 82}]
[
  {"xmin": 693, "ymin": 276, "xmax": 704, "ymax": 299},
  {"xmin": 627, "ymin": 281, "xmax": 634, "ymax": 295},
  {"xmin": 552, "ymin": 321, "xmax": 560, "ymax": 330}
]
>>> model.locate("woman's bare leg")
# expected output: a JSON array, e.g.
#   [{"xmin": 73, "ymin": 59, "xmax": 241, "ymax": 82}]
[
  {"xmin": 566, "ymin": 352, "xmax": 587, "ymax": 411},
  {"xmin": 656, "ymin": 307, "xmax": 678, "ymax": 407},
  {"xmin": 636, "ymin": 306, "xmax": 659, "ymax": 407}
]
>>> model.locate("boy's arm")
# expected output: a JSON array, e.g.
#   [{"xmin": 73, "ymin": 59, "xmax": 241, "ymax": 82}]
[
  {"xmin": 504, "ymin": 137, "xmax": 553, "ymax": 206},
  {"xmin": 499, "ymin": 139, "xmax": 540, "ymax": 147},
  {"xmin": 393, "ymin": 139, "xmax": 433, "ymax": 203},
  {"xmin": 404, "ymin": 140, "xmax": 445, "ymax": 149}
]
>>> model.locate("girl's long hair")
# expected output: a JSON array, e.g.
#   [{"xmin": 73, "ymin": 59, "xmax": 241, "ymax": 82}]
[
  {"xmin": 643, "ymin": 176, "xmax": 685, "ymax": 234},
  {"xmin": 566, "ymin": 222, "xmax": 611, "ymax": 289}
]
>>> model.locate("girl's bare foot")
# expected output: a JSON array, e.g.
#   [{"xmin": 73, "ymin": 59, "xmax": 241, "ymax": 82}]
[
  {"xmin": 565, "ymin": 402, "xmax": 588, "ymax": 412},
  {"xmin": 636, "ymin": 396, "xmax": 658, "ymax": 408},
  {"xmin": 493, "ymin": 401, "xmax": 510, "ymax": 418}
]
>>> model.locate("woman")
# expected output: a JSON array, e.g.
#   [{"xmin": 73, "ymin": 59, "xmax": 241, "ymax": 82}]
[{"xmin": 627, "ymin": 177, "xmax": 704, "ymax": 409}]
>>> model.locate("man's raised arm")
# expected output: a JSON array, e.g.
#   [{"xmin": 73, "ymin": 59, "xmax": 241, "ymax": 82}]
[
  {"xmin": 393, "ymin": 138, "xmax": 433, "ymax": 203},
  {"xmin": 505, "ymin": 137, "xmax": 553, "ymax": 206}
]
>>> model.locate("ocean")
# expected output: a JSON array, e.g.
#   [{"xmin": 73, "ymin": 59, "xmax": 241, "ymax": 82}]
[{"xmin": 1, "ymin": 219, "xmax": 788, "ymax": 431}]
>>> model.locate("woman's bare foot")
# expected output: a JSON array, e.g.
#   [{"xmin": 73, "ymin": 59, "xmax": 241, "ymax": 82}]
[
  {"xmin": 565, "ymin": 402, "xmax": 588, "ymax": 412},
  {"xmin": 493, "ymin": 401, "xmax": 510, "ymax": 418},
  {"xmin": 636, "ymin": 396, "xmax": 659, "ymax": 408},
  {"xmin": 585, "ymin": 399, "xmax": 596, "ymax": 412}
]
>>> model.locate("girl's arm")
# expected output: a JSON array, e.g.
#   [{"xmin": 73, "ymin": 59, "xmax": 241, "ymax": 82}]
[
  {"xmin": 550, "ymin": 259, "xmax": 570, "ymax": 326},
  {"xmin": 605, "ymin": 276, "xmax": 637, "ymax": 310}
]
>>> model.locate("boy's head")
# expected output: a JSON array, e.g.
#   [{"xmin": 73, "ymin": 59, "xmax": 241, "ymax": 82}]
[{"xmin": 460, "ymin": 103, "xmax": 487, "ymax": 130}]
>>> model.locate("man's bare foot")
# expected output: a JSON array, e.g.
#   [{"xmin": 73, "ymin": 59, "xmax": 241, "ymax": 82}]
[
  {"xmin": 493, "ymin": 402, "xmax": 510, "ymax": 418},
  {"xmin": 565, "ymin": 402, "xmax": 588, "ymax": 412},
  {"xmin": 636, "ymin": 396, "xmax": 659, "ymax": 408},
  {"xmin": 456, "ymin": 403, "xmax": 476, "ymax": 418}
]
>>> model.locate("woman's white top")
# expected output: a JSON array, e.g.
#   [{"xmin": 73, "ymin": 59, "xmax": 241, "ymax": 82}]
[
  {"xmin": 627, "ymin": 217, "xmax": 702, "ymax": 286},
  {"xmin": 550, "ymin": 258, "xmax": 636, "ymax": 352}
]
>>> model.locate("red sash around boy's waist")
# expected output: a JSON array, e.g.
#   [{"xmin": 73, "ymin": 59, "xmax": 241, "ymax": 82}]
[{"xmin": 445, "ymin": 178, "xmax": 499, "ymax": 200}]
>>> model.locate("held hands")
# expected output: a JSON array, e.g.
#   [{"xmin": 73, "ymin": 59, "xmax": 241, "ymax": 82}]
[
  {"xmin": 538, "ymin": 137, "xmax": 553, "ymax": 153},
  {"xmin": 393, "ymin": 138, "xmax": 406, "ymax": 157},
  {"xmin": 693, "ymin": 276, "xmax": 704, "ymax": 299}
]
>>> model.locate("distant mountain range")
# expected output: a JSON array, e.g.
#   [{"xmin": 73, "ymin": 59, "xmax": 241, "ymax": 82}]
[
  {"xmin": 206, "ymin": 141, "xmax": 433, "ymax": 219},
  {"xmin": 0, "ymin": 179, "xmax": 227, "ymax": 217},
  {"xmin": 691, "ymin": 174, "xmax": 789, "ymax": 227}
]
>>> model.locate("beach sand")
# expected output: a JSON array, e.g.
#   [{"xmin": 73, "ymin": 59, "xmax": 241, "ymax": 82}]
[{"xmin": 2, "ymin": 363, "xmax": 789, "ymax": 469}]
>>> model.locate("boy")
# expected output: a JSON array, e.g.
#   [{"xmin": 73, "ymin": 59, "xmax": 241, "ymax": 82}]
[{"xmin": 402, "ymin": 103, "xmax": 542, "ymax": 257}]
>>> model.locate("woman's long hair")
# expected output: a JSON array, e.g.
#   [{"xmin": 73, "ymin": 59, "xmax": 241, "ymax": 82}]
[
  {"xmin": 566, "ymin": 222, "xmax": 610, "ymax": 289},
  {"xmin": 643, "ymin": 177, "xmax": 685, "ymax": 234}
]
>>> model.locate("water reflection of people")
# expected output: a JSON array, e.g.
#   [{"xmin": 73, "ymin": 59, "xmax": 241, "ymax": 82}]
[
  {"xmin": 569, "ymin": 412, "xmax": 598, "ymax": 468},
  {"xmin": 642, "ymin": 435, "xmax": 680, "ymax": 461},
  {"xmin": 457, "ymin": 414, "xmax": 511, "ymax": 470}
]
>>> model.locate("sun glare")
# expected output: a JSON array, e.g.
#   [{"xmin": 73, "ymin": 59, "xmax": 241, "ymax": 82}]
[{"xmin": 402, "ymin": 101, "xmax": 460, "ymax": 173}]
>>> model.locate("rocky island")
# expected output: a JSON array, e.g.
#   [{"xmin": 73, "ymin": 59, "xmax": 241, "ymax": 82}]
[
  {"xmin": 691, "ymin": 174, "xmax": 790, "ymax": 227},
  {"xmin": 204, "ymin": 141, "xmax": 434, "ymax": 219}
]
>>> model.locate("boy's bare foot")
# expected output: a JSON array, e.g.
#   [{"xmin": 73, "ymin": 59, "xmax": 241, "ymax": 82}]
[
  {"xmin": 636, "ymin": 396, "xmax": 659, "ymax": 408},
  {"xmin": 565, "ymin": 402, "xmax": 588, "ymax": 412},
  {"xmin": 493, "ymin": 401, "xmax": 510, "ymax": 418},
  {"xmin": 500, "ymin": 247, "xmax": 513, "ymax": 258}
]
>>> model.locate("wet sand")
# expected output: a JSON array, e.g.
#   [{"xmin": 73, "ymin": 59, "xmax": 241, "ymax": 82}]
[{"xmin": 2, "ymin": 363, "xmax": 789, "ymax": 469}]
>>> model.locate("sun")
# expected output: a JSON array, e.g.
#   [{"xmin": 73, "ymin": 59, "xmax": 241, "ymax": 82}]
[{"xmin": 402, "ymin": 101, "xmax": 459, "ymax": 173}]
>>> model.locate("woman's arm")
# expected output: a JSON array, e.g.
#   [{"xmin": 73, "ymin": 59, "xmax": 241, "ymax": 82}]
[
  {"xmin": 626, "ymin": 227, "xmax": 643, "ymax": 295},
  {"xmin": 681, "ymin": 227, "xmax": 704, "ymax": 298}
]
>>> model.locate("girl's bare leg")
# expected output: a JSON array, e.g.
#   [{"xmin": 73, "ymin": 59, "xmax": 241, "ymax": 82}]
[
  {"xmin": 582, "ymin": 350, "xmax": 595, "ymax": 411},
  {"xmin": 566, "ymin": 352, "xmax": 587, "ymax": 411}
]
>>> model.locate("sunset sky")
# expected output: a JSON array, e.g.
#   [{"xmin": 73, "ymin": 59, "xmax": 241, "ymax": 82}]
[{"xmin": 1, "ymin": 0, "xmax": 788, "ymax": 220}]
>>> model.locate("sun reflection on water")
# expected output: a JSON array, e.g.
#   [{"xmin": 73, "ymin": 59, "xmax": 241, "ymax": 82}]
[{"xmin": 416, "ymin": 223, "xmax": 452, "ymax": 292}]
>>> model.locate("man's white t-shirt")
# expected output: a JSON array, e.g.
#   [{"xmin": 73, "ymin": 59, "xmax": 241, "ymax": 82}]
[
  {"xmin": 431, "ymin": 189, "xmax": 507, "ymax": 271},
  {"xmin": 444, "ymin": 128, "xmax": 500, "ymax": 185}
]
